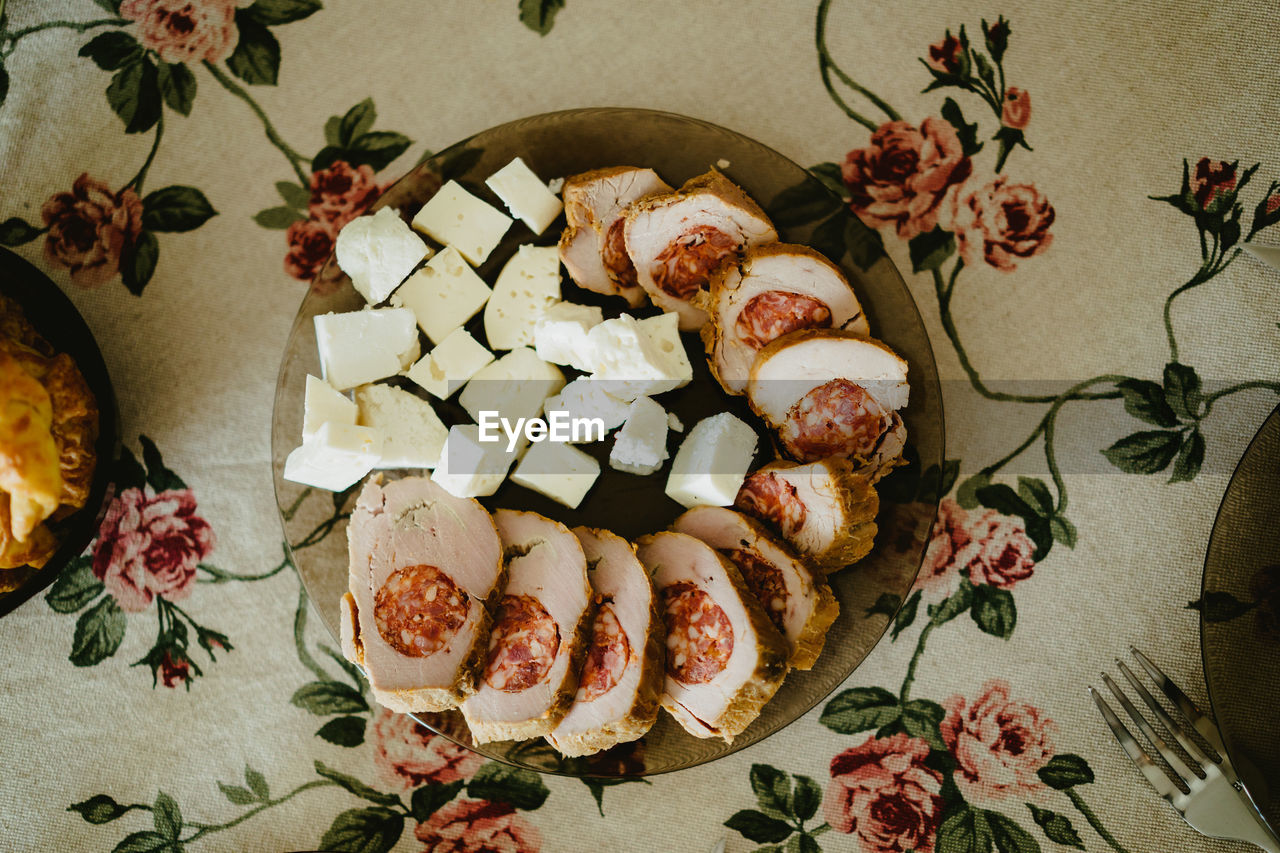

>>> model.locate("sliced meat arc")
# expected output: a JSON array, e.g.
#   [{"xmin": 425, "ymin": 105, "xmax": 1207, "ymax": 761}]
[
  {"xmin": 635, "ymin": 531, "xmax": 788, "ymax": 742},
  {"xmin": 746, "ymin": 329, "xmax": 909, "ymax": 480},
  {"xmin": 735, "ymin": 458, "xmax": 879, "ymax": 572},
  {"xmin": 671, "ymin": 506, "xmax": 838, "ymax": 671},
  {"xmin": 344, "ymin": 476, "xmax": 504, "ymax": 713},
  {"xmin": 461, "ymin": 510, "xmax": 593, "ymax": 744},
  {"xmin": 625, "ymin": 170, "xmax": 778, "ymax": 330},
  {"xmin": 559, "ymin": 167, "xmax": 673, "ymax": 307},
  {"xmin": 701, "ymin": 243, "xmax": 871, "ymax": 394},
  {"xmin": 547, "ymin": 527, "xmax": 665, "ymax": 757}
]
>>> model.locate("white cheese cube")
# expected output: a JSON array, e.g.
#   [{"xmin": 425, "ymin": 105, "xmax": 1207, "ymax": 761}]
[
  {"xmin": 638, "ymin": 311, "xmax": 693, "ymax": 390},
  {"xmin": 390, "ymin": 246, "xmax": 492, "ymax": 344},
  {"xmin": 542, "ymin": 379, "xmax": 630, "ymax": 439},
  {"xmin": 483, "ymin": 244, "xmax": 561, "ymax": 351},
  {"xmin": 609, "ymin": 396, "xmax": 670, "ymax": 475},
  {"xmin": 459, "ymin": 347, "xmax": 565, "ymax": 425},
  {"xmin": 485, "ymin": 157, "xmax": 564, "ymax": 235},
  {"xmin": 533, "ymin": 302, "xmax": 604, "ymax": 370},
  {"xmin": 411, "ymin": 180, "xmax": 512, "ymax": 266},
  {"xmin": 511, "ymin": 440, "xmax": 600, "ymax": 509},
  {"xmin": 665, "ymin": 413, "xmax": 759, "ymax": 508},
  {"xmin": 315, "ymin": 308, "xmax": 420, "ymax": 391},
  {"xmin": 283, "ymin": 422, "xmax": 381, "ymax": 492},
  {"xmin": 353, "ymin": 384, "xmax": 448, "ymax": 469},
  {"xmin": 302, "ymin": 374, "xmax": 356, "ymax": 439},
  {"xmin": 335, "ymin": 207, "xmax": 432, "ymax": 305},
  {"xmin": 587, "ymin": 315, "xmax": 683, "ymax": 401},
  {"xmin": 404, "ymin": 328, "xmax": 494, "ymax": 399},
  {"xmin": 431, "ymin": 424, "xmax": 521, "ymax": 498}
]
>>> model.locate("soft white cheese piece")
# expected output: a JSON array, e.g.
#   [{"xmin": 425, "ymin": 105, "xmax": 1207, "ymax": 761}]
[
  {"xmin": 609, "ymin": 396, "xmax": 670, "ymax": 475},
  {"xmin": 404, "ymin": 327, "xmax": 494, "ymax": 400},
  {"xmin": 587, "ymin": 314, "xmax": 685, "ymax": 401},
  {"xmin": 334, "ymin": 207, "xmax": 432, "ymax": 305},
  {"xmin": 542, "ymin": 378, "xmax": 630, "ymax": 438},
  {"xmin": 283, "ymin": 422, "xmax": 381, "ymax": 492},
  {"xmin": 638, "ymin": 311, "xmax": 693, "ymax": 389},
  {"xmin": 511, "ymin": 440, "xmax": 601, "ymax": 509},
  {"xmin": 668, "ymin": 412, "xmax": 685, "ymax": 433},
  {"xmin": 411, "ymin": 180, "xmax": 512, "ymax": 266},
  {"xmin": 483, "ymin": 244, "xmax": 561, "ymax": 350},
  {"xmin": 533, "ymin": 301, "xmax": 604, "ymax": 370},
  {"xmin": 353, "ymin": 383, "xmax": 448, "ymax": 469},
  {"xmin": 315, "ymin": 308, "xmax": 419, "ymax": 391},
  {"xmin": 485, "ymin": 157, "xmax": 564, "ymax": 235},
  {"xmin": 431, "ymin": 424, "xmax": 521, "ymax": 498},
  {"xmin": 459, "ymin": 347, "xmax": 565, "ymax": 424},
  {"xmin": 665, "ymin": 413, "xmax": 759, "ymax": 508},
  {"xmin": 302, "ymin": 374, "xmax": 356, "ymax": 439},
  {"xmin": 389, "ymin": 246, "xmax": 492, "ymax": 344}
]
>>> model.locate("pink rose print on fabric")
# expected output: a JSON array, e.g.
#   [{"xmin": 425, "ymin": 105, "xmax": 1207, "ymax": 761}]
[
  {"xmin": 842, "ymin": 117, "xmax": 972, "ymax": 240},
  {"xmin": 947, "ymin": 175, "xmax": 1055, "ymax": 272},
  {"xmin": 919, "ymin": 498, "xmax": 1036, "ymax": 593},
  {"xmin": 823, "ymin": 733, "xmax": 944, "ymax": 853},
  {"xmin": 91, "ymin": 487, "xmax": 215, "ymax": 613},
  {"xmin": 1001, "ymin": 87, "xmax": 1031, "ymax": 130},
  {"xmin": 284, "ymin": 219, "xmax": 336, "ymax": 282},
  {"xmin": 371, "ymin": 707, "xmax": 484, "ymax": 791},
  {"xmin": 41, "ymin": 174, "xmax": 144, "ymax": 288},
  {"xmin": 119, "ymin": 0, "xmax": 238, "ymax": 64},
  {"xmin": 285, "ymin": 160, "xmax": 385, "ymax": 286},
  {"xmin": 942, "ymin": 678, "xmax": 1056, "ymax": 804},
  {"xmin": 925, "ymin": 32, "xmax": 963, "ymax": 74},
  {"xmin": 159, "ymin": 651, "xmax": 192, "ymax": 688},
  {"xmin": 1190, "ymin": 157, "xmax": 1237, "ymax": 211},
  {"xmin": 414, "ymin": 799, "xmax": 542, "ymax": 853}
]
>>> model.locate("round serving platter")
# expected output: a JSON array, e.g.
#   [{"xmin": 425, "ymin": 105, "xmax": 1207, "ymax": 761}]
[{"xmin": 271, "ymin": 107, "xmax": 943, "ymax": 776}]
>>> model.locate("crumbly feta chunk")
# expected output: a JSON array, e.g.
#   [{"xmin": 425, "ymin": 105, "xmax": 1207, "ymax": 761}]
[
  {"xmin": 404, "ymin": 328, "xmax": 494, "ymax": 399},
  {"xmin": 587, "ymin": 314, "xmax": 686, "ymax": 401},
  {"xmin": 390, "ymin": 246, "xmax": 492, "ymax": 344},
  {"xmin": 283, "ymin": 422, "xmax": 381, "ymax": 492},
  {"xmin": 302, "ymin": 374, "xmax": 356, "ymax": 439},
  {"xmin": 411, "ymin": 180, "xmax": 512, "ymax": 266},
  {"xmin": 483, "ymin": 244, "xmax": 561, "ymax": 350},
  {"xmin": 334, "ymin": 207, "xmax": 432, "ymax": 305},
  {"xmin": 665, "ymin": 413, "xmax": 759, "ymax": 508},
  {"xmin": 315, "ymin": 308, "xmax": 419, "ymax": 391},
  {"xmin": 459, "ymin": 347, "xmax": 565, "ymax": 424},
  {"xmin": 353, "ymin": 383, "xmax": 448, "ymax": 469},
  {"xmin": 638, "ymin": 311, "xmax": 693, "ymax": 389},
  {"xmin": 431, "ymin": 424, "xmax": 521, "ymax": 498},
  {"xmin": 542, "ymin": 379, "xmax": 630, "ymax": 438},
  {"xmin": 485, "ymin": 157, "xmax": 564, "ymax": 235},
  {"xmin": 609, "ymin": 396, "xmax": 670, "ymax": 475},
  {"xmin": 511, "ymin": 441, "xmax": 601, "ymax": 508},
  {"xmin": 533, "ymin": 301, "xmax": 604, "ymax": 370}
]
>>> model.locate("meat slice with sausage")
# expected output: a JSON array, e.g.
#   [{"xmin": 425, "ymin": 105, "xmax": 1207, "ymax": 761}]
[
  {"xmin": 343, "ymin": 476, "xmax": 504, "ymax": 713},
  {"xmin": 735, "ymin": 457, "xmax": 879, "ymax": 572},
  {"xmin": 747, "ymin": 329, "xmax": 908, "ymax": 480},
  {"xmin": 671, "ymin": 506, "xmax": 838, "ymax": 670},
  {"xmin": 635, "ymin": 531, "xmax": 788, "ymax": 742},
  {"xmin": 461, "ymin": 510, "xmax": 593, "ymax": 743},
  {"xmin": 701, "ymin": 244, "xmax": 870, "ymax": 395},
  {"xmin": 546, "ymin": 527, "xmax": 665, "ymax": 757},
  {"xmin": 625, "ymin": 170, "xmax": 778, "ymax": 330},
  {"xmin": 559, "ymin": 167, "xmax": 673, "ymax": 307}
]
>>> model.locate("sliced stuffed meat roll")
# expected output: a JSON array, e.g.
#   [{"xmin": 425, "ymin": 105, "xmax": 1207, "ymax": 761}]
[
  {"xmin": 547, "ymin": 527, "xmax": 665, "ymax": 757},
  {"xmin": 461, "ymin": 510, "xmax": 593, "ymax": 743},
  {"xmin": 747, "ymin": 329, "xmax": 908, "ymax": 480},
  {"xmin": 559, "ymin": 167, "xmax": 672, "ymax": 307},
  {"xmin": 702, "ymin": 244, "xmax": 870, "ymax": 394},
  {"xmin": 735, "ymin": 458, "xmax": 879, "ymax": 571},
  {"xmin": 671, "ymin": 506, "xmax": 837, "ymax": 670},
  {"xmin": 344, "ymin": 476, "xmax": 504, "ymax": 713},
  {"xmin": 635, "ymin": 531, "xmax": 788, "ymax": 742},
  {"xmin": 625, "ymin": 170, "xmax": 778, "ymax": 330}
]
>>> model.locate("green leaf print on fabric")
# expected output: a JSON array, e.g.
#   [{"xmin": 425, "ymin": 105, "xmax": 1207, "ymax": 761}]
[
  {"xmin": 314, "ymin": 761, "xmax": 402, "ymax": 808},
  {"xmin": 411, "ymin": 782, "xmax": 465, "ymax": 822},
  {"xmin": 245, "ymin": 0, "xmax": 323, "ymax": 26},
  {"xmin": 291, "ymin": 680, "xmax": 368, "ymax": 715},
  {"xmin": 819, "ymin": 686, "xmax": 899, "ymax": 734},
  {"xmin": 106, "ymin": 57, "xmax": 162, "ymax": 133},
  {"xmin": 518, "ymin": 0, "xmax": 565, "ymax": 35},
  {"xmin": 465, "ymin": 763, "xmax": 550, "ymax": 811},
  {"xmin": 226, "ymin": 12, "xmax": 280, "ymax": 85},
  {"xmin": 70, "ymin": 596, "xmax": 127, "ymax": 666},
  {"xmin": 319, "ymin": 807, "xmax": 403, "ymax": 853},
  {"xmin": 0, "ymin": 216, "xmax": 41, "ymax": 246},
  {"xmin": 45, "ymin": 557, "xmax": 104, "ymax": 613},
  {"xmin": 1027, "ymin": 804, "xmax": 1085, "ymax": 850}
]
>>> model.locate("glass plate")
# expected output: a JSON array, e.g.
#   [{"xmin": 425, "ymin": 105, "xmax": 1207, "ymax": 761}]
[{"xmin": 271, "ymin": 108, "xmax": 943, "ymax": 776}]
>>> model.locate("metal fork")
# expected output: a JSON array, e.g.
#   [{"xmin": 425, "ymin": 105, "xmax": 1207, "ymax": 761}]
[{"xmin": 1089, "ymin": 648, "xmax": 1280, "ymax": 852}]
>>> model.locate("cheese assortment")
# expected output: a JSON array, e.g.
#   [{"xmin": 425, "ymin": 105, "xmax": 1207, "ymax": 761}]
[
  {"xmin": 485, "ymin": 157, "xmax": 564, "ymax": 235},
  {"xmin": 314, "ymin": 308, "xmax": 419, "ymax": 391},
  {"xmin": 404, "ymin": 327, "xmax": 494, "ymax": 400},
  {"xmin": 411, "ymin": 180, "xmax": 513, "ymax": 266},
  {"xmin": 483, "ymin": 244, "xmax": 562, "ymax": 350},
  {"xmin": 390, "ymin": 247, "xmax": 492, "ymax": 344},
  {"xmin": 353, "ymin": 383, "xmax": 448, "ymax": 469}
]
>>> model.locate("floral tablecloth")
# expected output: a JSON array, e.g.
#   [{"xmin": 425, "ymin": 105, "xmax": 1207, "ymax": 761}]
[{"xmin": 2, "ymin": 1, "xmax": 1278, "ymax": 851}]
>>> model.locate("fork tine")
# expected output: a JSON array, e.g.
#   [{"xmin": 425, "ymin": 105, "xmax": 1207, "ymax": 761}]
[
  {"xmin": 1130, "ymin": 647, "xmax": 1226, "ymax": 759},
  {"xmin": 1102, "ymin": 672, "xmax": 1196, "ymax": 784},
  {"xmin": 1088, "ymin": 686, "xmax": 1182, "ymax": 800},
  {"xmin": 1117, "ymin": 660, "xmax": 1212, "ymax": 775}
]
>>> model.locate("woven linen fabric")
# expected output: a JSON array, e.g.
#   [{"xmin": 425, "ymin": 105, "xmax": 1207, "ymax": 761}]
[{"xmin": 1, "ymin": 0, "xmax": 1278, "ymax": 851}]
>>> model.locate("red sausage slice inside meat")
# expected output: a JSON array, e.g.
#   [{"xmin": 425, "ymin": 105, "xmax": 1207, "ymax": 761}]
[
  {"xmin": 652, "ymin": 225, "xmax": 738, "ymax": 299},
  {"xmin": 662, "ymin": 581, "xmax": 734, "ymax": 684},
  {"xmin": 735, "ymin": 290, "xmax": 833, "ymax": 350},
  {"xmin": 577, "ymin": 602, "xmax": 633, "ymax": 702},
  {"xmin": 778, "ymin": 378, "xmax": 892, "ymax": 463},
  {"xmin": 483, "ymin": 594, "xmax": 561, "ymax": 693},
  {"xmin": 373, "ymin": 564, "xmax": 470, "ymax": 658},
  {"xmin": 735, "ymin": 472, "xmax": 808, "ymax": 539}
]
